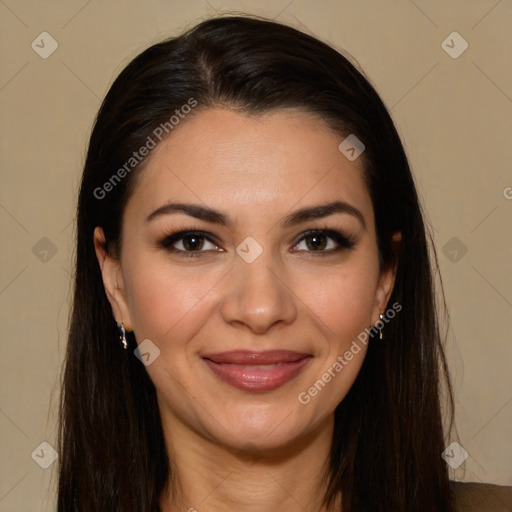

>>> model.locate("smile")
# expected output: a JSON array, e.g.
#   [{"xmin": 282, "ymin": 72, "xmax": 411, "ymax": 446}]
[{"xmin": 201, "ymin": 350, "xmax": 313, "ymax": 392}]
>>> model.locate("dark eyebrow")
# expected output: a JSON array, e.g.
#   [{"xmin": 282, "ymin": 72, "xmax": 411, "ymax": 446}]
[
  {"xmin": 146, "ymin": 202, "xmax": 232, "ymax": 226},
  {"xmin": 281, "ymin": 200, "xmax": 366, "ymax": 230},
  {"xmin": 145, "ymin": 200, "xmax": 366, "ymax": 230}
]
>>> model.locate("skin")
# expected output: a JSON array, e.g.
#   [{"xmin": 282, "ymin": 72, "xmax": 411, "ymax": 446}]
[{"xmin": 94, "ymin": 108, "xmax": 400, "ymax": 512}]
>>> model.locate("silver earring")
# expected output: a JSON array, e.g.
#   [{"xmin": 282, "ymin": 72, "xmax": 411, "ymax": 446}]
[
  {"xmin": 379, "ymin": 314, "xmax": 385, "ymax": 340},
  {"xmin": 118, "ymin": 322, "xmax": 128, "ymax": 350}
]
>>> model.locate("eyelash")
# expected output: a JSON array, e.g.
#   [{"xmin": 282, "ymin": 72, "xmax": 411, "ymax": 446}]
[{"xmin": 158, "ymin": 225, "xmax": 356, "ymax": 258}]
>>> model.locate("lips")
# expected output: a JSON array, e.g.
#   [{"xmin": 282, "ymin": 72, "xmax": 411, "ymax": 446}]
[{"xmin": 202, "ymin": 350, "xmax": 312, "ymax": 392}]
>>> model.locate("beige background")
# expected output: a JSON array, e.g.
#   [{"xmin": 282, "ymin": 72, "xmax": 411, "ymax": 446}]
[{"xmin": 1, "ymin": 0, "xmax": 511, "ymax": 510}]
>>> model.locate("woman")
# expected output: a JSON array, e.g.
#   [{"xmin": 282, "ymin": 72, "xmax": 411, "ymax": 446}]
[{"xmin": 58, "ymin": 14, "xmax": 466, "ymax": 511}]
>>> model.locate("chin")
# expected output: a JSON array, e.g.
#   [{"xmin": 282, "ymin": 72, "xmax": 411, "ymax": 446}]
[{"xmin": 210, "ymin": 405, "xmax": 320, "ymax": 453}]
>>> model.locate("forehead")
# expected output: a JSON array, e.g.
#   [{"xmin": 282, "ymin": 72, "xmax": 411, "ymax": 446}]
[{"xmin": 124, "ymin": 108, "xmax": 373, "ymax": 228}]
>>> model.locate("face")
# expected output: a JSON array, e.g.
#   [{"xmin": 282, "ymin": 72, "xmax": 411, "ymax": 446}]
[{"xmin": 95, "ymin": 108, "xmax": 398, "ymax": 453}]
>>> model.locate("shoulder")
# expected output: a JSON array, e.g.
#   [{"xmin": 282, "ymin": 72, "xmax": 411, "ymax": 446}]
[{"xmin": 450, "ymin": 480, "xmax": 512, "ymax": 511}]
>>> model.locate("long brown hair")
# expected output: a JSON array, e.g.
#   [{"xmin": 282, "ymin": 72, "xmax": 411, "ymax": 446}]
[{"xmin": 58, "ymin": 15, "xmax": 455, "ymax": 511}]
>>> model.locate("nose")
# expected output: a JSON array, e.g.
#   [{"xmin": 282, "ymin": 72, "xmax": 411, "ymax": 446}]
[{"xmin": 220, "ymin": 247, "xmax": 298, "ymax": 335}]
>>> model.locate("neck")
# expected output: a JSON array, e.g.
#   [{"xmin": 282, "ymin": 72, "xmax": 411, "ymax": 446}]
[{"xmin": 158, "ymin": 412, "xmax": 340, "ymax": 512}]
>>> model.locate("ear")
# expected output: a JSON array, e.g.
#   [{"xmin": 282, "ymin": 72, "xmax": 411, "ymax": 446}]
[
  {"xmin": 371, "ymin": 231, "xmax": 402, "ymax": 324},
  {"xmin": 93, "ymin": 227, "xmax": 133, "ymax": 332}
]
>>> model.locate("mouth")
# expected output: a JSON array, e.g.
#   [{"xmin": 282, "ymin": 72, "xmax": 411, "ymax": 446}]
[{"xmin": 201, "ymin": 350, "xmax": 313, "ymax": 392}]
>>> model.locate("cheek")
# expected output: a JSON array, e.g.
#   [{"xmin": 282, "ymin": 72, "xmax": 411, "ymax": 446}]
[
  {"xmin": 298, "ymin": 260, "xmax": 379, "ymax": 341},
  {"xmin": 123, "ymin": 253, "xmax": 224, "ymax": 344}
]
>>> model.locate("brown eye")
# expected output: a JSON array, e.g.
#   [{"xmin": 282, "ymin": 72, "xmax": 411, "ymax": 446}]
[
  {"xmin": 181, "ymin": 234, "xmax": 206, "ymax": 251},
  {"xmin": 293, "ymin": 229, "xmax": 356, "ymax": 254},
  {"xmin": 159, "ymin": 230, "xmax": 221, "ymax": 256},
  {"xmin": 304, "ymin": 232, "xmax": 328, "ymax": 251}
]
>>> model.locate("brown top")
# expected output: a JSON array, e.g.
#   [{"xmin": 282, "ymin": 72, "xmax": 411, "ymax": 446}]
[{"xmin": 451, "ymin": 481, "xmax": 512, "ymax": 511}]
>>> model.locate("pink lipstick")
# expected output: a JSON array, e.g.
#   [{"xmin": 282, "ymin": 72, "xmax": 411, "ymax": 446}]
[{"xmin": 202, "ymin": 350, "xmax": 312, "ymax": 391}]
